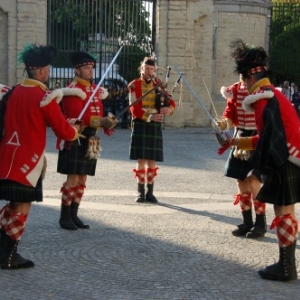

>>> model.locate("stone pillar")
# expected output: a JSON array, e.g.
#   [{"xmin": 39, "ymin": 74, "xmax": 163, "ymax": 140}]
[
  {"xmin": 155, "ymin": 0, "xmax": 271, "ymax": 127},
  {"xmin": 0, "ymin": 0, "xmax": 48, "ymax": 86}
]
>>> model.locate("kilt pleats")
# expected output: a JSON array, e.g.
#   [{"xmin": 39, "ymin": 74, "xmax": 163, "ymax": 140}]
[
  {"xmin": 130, "ymin": 119, "xmax": 163, "ymax": 161},
  {"xmin": 57, "ymin": 127, "xmax": 98, "ymax": 176},
  {"xmin": 0, "ymin": 177, "xmax": 43, "ymax": 202},
  {"xmin": 224, "ymin": 128, "xmax": 259, "ymax": 180},
  {"xmin": 257, "ymin": 160, "xmax": 300, "ymax": 206}
]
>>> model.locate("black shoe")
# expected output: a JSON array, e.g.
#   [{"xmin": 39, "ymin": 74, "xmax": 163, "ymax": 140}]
[
  {"xmin": 146, "ymin": 183, "xmax": 158, "ymax": 203},
  {"xmin": 258, "ymin": 243, "xmax": 297, "ymax": 281},
  {"xmin": 136, "ymin": 196, "xmax": 145, "ymax": 203},
  {"xmin": 1, "ymin": 252, "xmax": 34, "ymax": 270},
  {"xmin": 247, "ymin": 214, "xmax": 267, "ymax": 238},
  {"xmin": 59, "ymin": 204, "xmax": 78, "ymax": 230},
  {"xmin": 73, "ymin": 220, "xmax": 90, "ymax": 229},
  {"xmin": 246, "ymin": 225, "xmax": 266, "ymax": 238},
  {"xmin": 70, "ymin": 202, "xmax": 90, "ymax": 229},
  {"xmin": 258, "ymin": 262, "xmax": 297, "ymax": 281},
  {"xmin": 0, "ymin": 237, "xmax": 34, "ymax": 270},
  {"xmin": 232, "ymin": 210, "xmax": 253, "ymax": 236},
  {"xmin": 232, "ymin": 223, "xmax": 253, "ymax": 236},
  {"xmin": 135, "ymin": 183, "xmax": 145, "ymax": 203},
  {"xmin": 146, "ymin": 194, "xmax": 158, "ymax": 203},
  {"xmin": 60, "ymin": 223, "xmax": 78, "ymax": 230}
]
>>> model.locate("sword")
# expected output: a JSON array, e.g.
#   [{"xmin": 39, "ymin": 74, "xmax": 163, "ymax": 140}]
[
  {"xmin": 78, "ymin": 45, "xmax": 123, "ymax": 120},
  {"xmin": 188, "ymin": 43, "xmax": 218, "ymax": 117},
  {"xmin": 174, "ymin": 65, "xmax": 232, "ymax": 145}
]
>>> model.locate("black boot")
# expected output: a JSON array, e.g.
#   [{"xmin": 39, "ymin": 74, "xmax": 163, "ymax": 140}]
[
  {"xmin": 0, "ymin": 233, "xmax": 34, "ymax": 269},
  {"xmin": 246, "ymin": 213, "xmax": 267, "ymax": 238},
  {"xmin": 59, "ymin": 204, "xmax": 78, "ymax": 230},
  {"xmin": 258, "ymin": 242, "xmax": 297, "ymax": 281},
  {"xmin": 0, "ymin": 229, "xmax": 6, "ymax": 260},
  {"xmin": 70, "ymin": 202, "xmax": 90, "ymax": 229},
  {"xmin": 146, "ymin": 183, "xmax": 158, "ymax": 203},
  {"xmin": 232, "ymin": 210, "xmax": 253, "ymax": 236},
  {"xmin": 135, "ymin": 183, "xmax": 145, "ymax": 203}
]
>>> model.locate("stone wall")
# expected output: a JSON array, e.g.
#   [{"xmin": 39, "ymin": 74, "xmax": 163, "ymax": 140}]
[
  {"xmin": 0, "ymin": 0, "xmax": 272, "ymax": 128},
  {"xmin": 0, "ymin": 9, "xmax": 8, "ymax": 84},
  {"xmin": 0, "ymin": 0, "xmax": 47, "ymax": 86},
  {"xmin": 157, "ymin": 0, "xmax": 272, "ymax": 127}
]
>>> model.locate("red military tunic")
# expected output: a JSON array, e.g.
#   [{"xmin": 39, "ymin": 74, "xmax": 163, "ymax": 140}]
[
  {"xmin": 128, "ymin": 76, "xmax": 176, "ymax": 162},
  {"xmin": 221, "ymin": 81, "xmax": 256, "ymax": 130},
  {"xmin": 61, "ymin": 77, "xmax": 107, "ymax": 124},
  {"xmin": 0, "ymin": 79, "xmax": 78, "ymax": 187},
  {"xmin": 57, "ymin": 77, "xmax": 108, "ymax": 175},
  {"xmin": 129, "ymin": 77, "xmax": 175, "ymax": 122},
  {"xmin": 242, "ymin": 78, "xmax": 300, "ymax": 167}
]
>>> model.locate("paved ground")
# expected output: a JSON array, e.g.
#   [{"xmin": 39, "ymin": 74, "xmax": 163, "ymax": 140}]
[{"xmin": 0, "ymin": 126, "xmax": 299, "ymax": 300}]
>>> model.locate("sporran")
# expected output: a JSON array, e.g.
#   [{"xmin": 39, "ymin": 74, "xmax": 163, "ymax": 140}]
[{"xmin": 86, "ymin": 136, "xmax": 102, "ymax": 160}]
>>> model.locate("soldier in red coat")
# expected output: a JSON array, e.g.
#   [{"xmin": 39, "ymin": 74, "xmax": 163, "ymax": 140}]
[
  {"xmin": 128, "ymin": 56, "xmax": 176, "ymax": 203},
  {"xmin": 57, "ymin": 51, "xmax": 116, "ymax": 230},
  {"xmin": 0, "ymin": 43, "xmax": 79, "ymax": 269},
  {"xmin": 218, "ymin": 77, "xmax": 267, "ymax": 238},
  {"xmin": 229, "ymin": 39, "xmax": 300, "ymax": 281}
]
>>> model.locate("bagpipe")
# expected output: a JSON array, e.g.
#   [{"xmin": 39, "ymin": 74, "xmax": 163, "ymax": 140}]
[
  {"xmin": 153, "ymin": 67, "xmax": 172, "ymax": 112},
  {"xmin": 101, "ymin": 41, "xmax": 183, "ymax": 123},
  {"xmin": 149, "ymin": 42, "xmax": 182, "ymax": 113},
  {"xmin": 153, "ymin": 67, "xmax": 183, "ymax": 113},
  {"xmin": 110, "ymin": 66, "xmax": 183, "ymax": 122}
]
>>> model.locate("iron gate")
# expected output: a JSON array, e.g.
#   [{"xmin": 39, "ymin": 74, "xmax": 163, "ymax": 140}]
[
  {"xmin": 269, "ymin": 0, "xmax": 300, "ymax": 86},
  {"xmin": 47, "ymin": 0, "xmax": 156, "ymax": 127}
]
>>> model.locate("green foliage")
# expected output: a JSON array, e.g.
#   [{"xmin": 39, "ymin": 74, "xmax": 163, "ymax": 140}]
[
  {"xmin": 117, "ymin": 45, "xmax": 148, "ymax": 82},
  {"xmin": 269, "ymin": 1, "xmax": 300, "ymax": 85},
  {"xmin": 50, "ymin": 0, "xmax": 152, "ymax": 82}
]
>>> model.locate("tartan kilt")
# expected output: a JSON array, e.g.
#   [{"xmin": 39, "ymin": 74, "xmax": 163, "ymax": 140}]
[
  {"xmin": 130, "ymin": 119, "xmax": 163, "ymax": 161},
  {"xmin": 224, "ymin": 128, "xmax": 260, "ymax": 181},
  {"xmin": 257, "ymin": 160, "xmax": 300, "ymax": 206},
  {"xmin": 0, "ymin": 177, "xmax": 43, "ymax": 202},
  {"xmin": 224, "ymin": 149, "xmax": 260, "ymax": 180},
  {"xmin": 57, "ymin": 127, "xmax": 98, "ymax": 176}
]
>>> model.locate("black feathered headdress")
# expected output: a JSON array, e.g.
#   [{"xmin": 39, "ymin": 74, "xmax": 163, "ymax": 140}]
[
  {"xmin": 17, "ymin": 43, "xmax": 57, "ymax": 69},
  {"xmin": 142, "ymin": 56, "xmax": 156, "ymax": 67},
  {"xmin": 69, "ymin": 51, "xmax": 96, "ymax": 68},
  {"xmin": 230, "ymin": 39, "xmax": 269, "ymax": 78}
]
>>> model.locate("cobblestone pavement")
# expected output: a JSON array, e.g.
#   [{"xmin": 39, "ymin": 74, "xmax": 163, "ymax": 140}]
[{"xmin": 0, "ymin": 127, "xmax": 299, "ymax": 300}]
